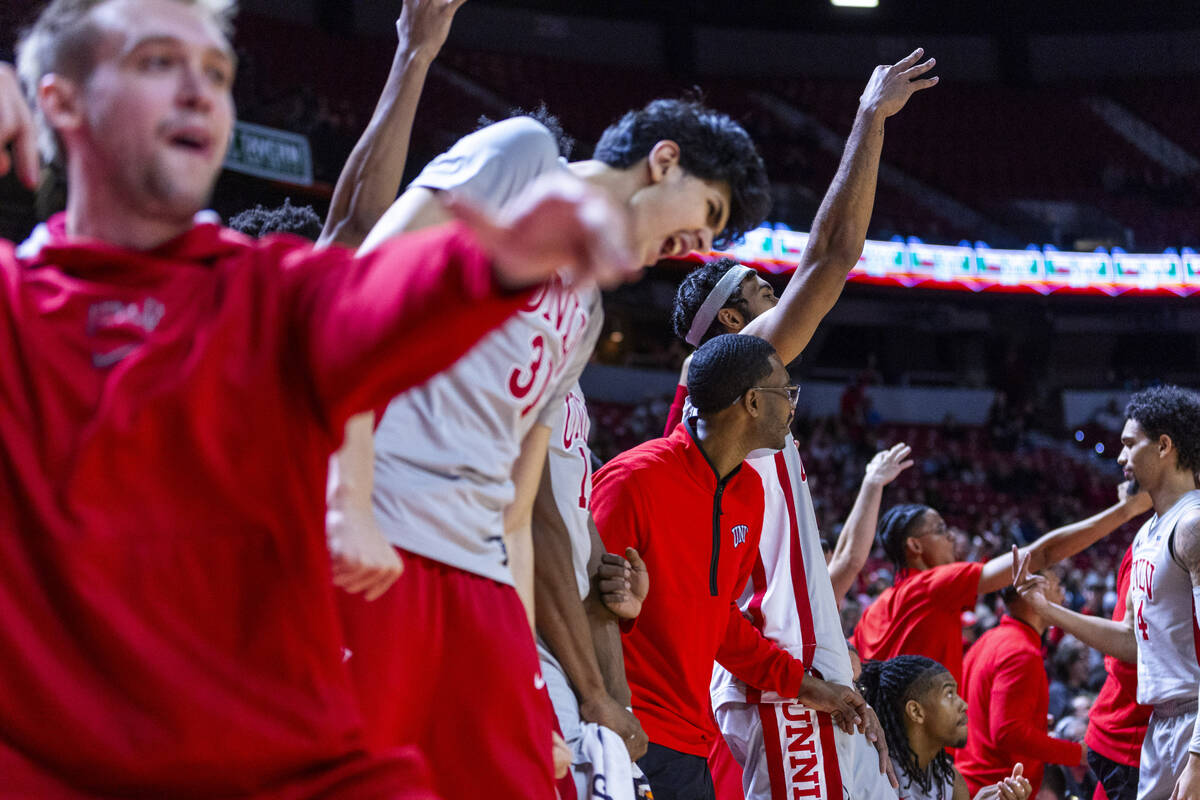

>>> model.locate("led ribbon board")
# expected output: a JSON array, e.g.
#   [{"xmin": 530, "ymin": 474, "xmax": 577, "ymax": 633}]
[{"xmin": 713, "ymin": 225, "xmax": 1200, "ymax": 297}]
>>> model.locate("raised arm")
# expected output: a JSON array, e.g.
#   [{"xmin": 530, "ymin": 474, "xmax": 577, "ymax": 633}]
[
  {"xmin": 828, "ymin": 443, "xmax": 912, "ymax": 600},
  {"xmin": 977, "ymin": 481, "xmax": 1151, "ymax": 595},
  {"xmin": 741, "ymin": 50, "xmax": 937, "ymax": 364},
  {"xmin": 317, "ymin": 0, "xmax": 466, "ymax": 249},
  {"xmin": 1012, "ymin": 549, "xmax": 1138, "ymax": 663}
]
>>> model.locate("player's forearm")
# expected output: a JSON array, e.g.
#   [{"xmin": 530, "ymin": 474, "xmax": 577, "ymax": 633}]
[
  {"xmin": 507, "ymin": 522, "xmax": 536, "ymax": 633},
  {"xmin": 532, "ymin": 506, "xmax": 609, "ymax": 703},
  {"xmin": 327, "ymin": 414, "xmax": 378, "ymax": 513},
  {"xmin": 1025, "ymin": 499, "xmax": 1141, "ymax": 572},
  {"xmin": 750, "ymin": 107, "xmax": 884, "ymax": 364},
  {"xmin": 318, "ymin": 49, "xmax": 434, "ymax": 249},
  {"xmin": 582, "ymin": 523, "xmax": 634, "ymax": 704},
  {"xmin": 1041, "ymin": 602, "xmax": 1138, "ymax": 663},
  {"xmin": 994, "ymin": 724, "xmax": 1082, "ymax": 766},
  {"xmin": 828, "ymin": 478, "xmax": 885, "ymax": 600}
]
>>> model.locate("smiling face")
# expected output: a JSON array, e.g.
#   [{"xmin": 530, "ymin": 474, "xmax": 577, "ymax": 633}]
[
  {"xmin": 47, "ymin": 0, "xmax": 235, "ymax": 224},
  {"xmin": 627, "ymin": 140, "xmax": 732, "ymax": 266}
]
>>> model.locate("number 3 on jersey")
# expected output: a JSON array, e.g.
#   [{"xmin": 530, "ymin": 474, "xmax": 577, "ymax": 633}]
[{"xmin": 1136, "ymin": 598, "xmax": 1150, "ymax": 641}]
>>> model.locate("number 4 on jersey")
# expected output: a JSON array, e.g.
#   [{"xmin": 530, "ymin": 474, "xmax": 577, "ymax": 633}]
[{"xmin": 1136, "ymin": 598, "xmax": 1150, "ymax": 641}]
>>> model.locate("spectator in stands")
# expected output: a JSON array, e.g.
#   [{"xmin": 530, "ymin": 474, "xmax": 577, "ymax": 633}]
[
  {"xmin": 851, "ymin": 482, "xmax": 1150, "ymax": 685},
  {"xmin": 1047, "ymin": 640, "xmax": 1090, "ymax": 721},
  {"xmin": 859, "ymin": 655, "xmax": 1033, "ymax": 800},
  {"xmin": 956, "ymin": 577, "xmax": 1088, "ymax": 797}
]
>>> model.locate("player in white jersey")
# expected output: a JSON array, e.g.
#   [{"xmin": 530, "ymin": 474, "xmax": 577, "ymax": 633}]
[
  {"xmin": 666, "ymin": 48, "xmax": 941, "ymax": 799},
  {"xmin": 336, "ymin": 100, "xmax": 774, "ymax": 800},
  {"xmin": 538, "ymin": 384, "xmax": 654, "ymax": 798},
  {"xmin": 1015, "ymin": 386, "xmax": 1200, "ymax": 800}
]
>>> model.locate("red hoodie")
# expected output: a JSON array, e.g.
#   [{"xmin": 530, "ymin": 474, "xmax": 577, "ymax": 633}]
[
  {"xmin": 592, "ymin": 420, "xmax": 807, "ymax": 756},
  {"xmin": 0, "ymin": 217, "xmax": 527, "ymax": 797}
]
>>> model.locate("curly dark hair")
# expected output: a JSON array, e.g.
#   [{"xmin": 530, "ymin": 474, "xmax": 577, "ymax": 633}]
[
  {"xmin": 878, "ymin": 504, "xmax": 934, "ymax": 572},
  {"xmin": 859, "ymin": 656, "xmax": 957, "ymax": 798},
  {"xmin": 593, "ymin": 98, "xmax": 770, "ymax": 247},
  {"xmin": 227, "ymin": 199, "xmax": 323, "ymax": 240},
  {"xmin": 687, "ymin": 334, "xmax": 776, "ymax": 413},
  {"xmin": 670, "ymin": 257, "xmax": 752, "ymax": 344},
  {"xmin": 1125, "ymin": 385, "xmax": 1200, "ymax": 473},
  {"xmin": 476, "ymin": 102, "xmax": 576, "ymax": 159}
]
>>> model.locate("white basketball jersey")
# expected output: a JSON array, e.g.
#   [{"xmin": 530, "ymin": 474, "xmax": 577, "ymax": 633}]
[
  {"xmin": 546, "ymin": 384, "xmax": 594, "ymax": 599},
  {"xmin": 371, "ymin": 117, "xmax": 603, "ymax": 585},
  {"xmin": 1131, "ymin": 489, "xmax": 1200, "ymax": 707},
  {"xmin": 374, "ymin": 281, "xmax": 601, "ymax": 585},
  {"xmin": 711, "ymin": 431, "xmax": 853, "ymax": 707}
]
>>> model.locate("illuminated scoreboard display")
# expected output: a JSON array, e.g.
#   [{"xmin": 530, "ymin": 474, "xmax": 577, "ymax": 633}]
[{"xmin": 722, "ymin": 225, "xmax": 1200, "ymax": 297}]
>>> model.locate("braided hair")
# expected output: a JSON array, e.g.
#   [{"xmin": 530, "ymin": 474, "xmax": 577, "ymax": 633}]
[
  {"xmin": 878, "ymin": 504, "xmax": 933, "ymax": 573},
  {"xmin": 858, "ymin": 656, "xmax": 956, "ymax": 796}
]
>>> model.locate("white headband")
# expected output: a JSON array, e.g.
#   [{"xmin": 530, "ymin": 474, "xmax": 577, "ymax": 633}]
[{"xmin": 684, "ymin": 264, "xmax": 754, "ymax": 346}]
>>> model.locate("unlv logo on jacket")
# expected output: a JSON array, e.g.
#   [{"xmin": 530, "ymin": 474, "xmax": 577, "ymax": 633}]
[
  {"xmin": 506, "ymin": 277, "xmax": 590, "ymax": 416},
  {"xmin": 732, "ymin": 525, "xmax": 749, "ymax": 548}
]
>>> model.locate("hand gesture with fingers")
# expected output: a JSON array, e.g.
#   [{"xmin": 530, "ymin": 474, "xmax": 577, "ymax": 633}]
[
  {"xmin": 444, "ymin": 171, "xmax": 639, "ymax": 290},
  {"xmin": 1010, "ymin": 547, "xmax": 1049, "ymax": 613},
  {"xmin": 597, "ymin": 547, "xmax": 648, "ymax": 620},
  {"xmin": 864, "ymin": 442, "xmax": 914, "ymax": 488},
  {"xmin": 0, "ymin": 63, "xmax": 39, "ymax": 189},
  {"xmin": 859, "ymin": 48, "xmax": 939, "ymax": 119},
  {"xmin": 974, "ymin": 763, "xmax": 1032, "ymax": 800}
]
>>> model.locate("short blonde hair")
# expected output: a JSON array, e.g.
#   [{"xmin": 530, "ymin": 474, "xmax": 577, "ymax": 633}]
[{"xmin": 15, "ymin": 0, "xmax": 237, "ymax": 165}]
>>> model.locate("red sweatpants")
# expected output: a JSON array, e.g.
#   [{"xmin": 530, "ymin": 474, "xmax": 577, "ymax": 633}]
[{"xmin": 339, "ymin": 549, "xmax": 556, "ymax": 800}]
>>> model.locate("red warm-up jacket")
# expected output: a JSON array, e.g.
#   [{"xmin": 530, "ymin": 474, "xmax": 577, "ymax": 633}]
[{"xmin": 592, "ymin": 420, "xmax": 807, "ymax": 756}]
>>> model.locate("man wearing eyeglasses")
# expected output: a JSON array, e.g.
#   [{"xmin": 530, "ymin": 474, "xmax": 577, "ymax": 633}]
[
  {"xmin": 591, "ymin": 333, "xmax": 877, "ymax": 800},
  {"xmin": 661, "ymin": 45, "xmax": 944, "ymax": 800}
]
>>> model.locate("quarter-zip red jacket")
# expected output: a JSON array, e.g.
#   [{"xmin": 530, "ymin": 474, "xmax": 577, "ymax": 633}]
[{"xmin": 592, "ymin": 420, "xmax": 807, "ymax": 756}]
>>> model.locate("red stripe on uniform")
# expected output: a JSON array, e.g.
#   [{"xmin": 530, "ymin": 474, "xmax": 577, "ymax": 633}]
[
  {"xmin": 745, "ymin": 555, "xmax": 770, "ymax": 704},
  {"xmin": 775, "ymin": 452, "xmax": 816, "ymax": 668},
  {"xmin": 1191, "ymin": 592, "xmax": 1200, "ymax": 667},
  {"xmin": 758, "ymin": 704, "xmax": 790, "ymax": 800},
  {"xmin": 816, "ymin": 711, "xmax": 844, "ymax": 795}
]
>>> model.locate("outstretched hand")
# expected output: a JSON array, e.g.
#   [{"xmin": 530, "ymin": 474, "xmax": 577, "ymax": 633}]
[
  {"xmin": 859, "ymin": 48, "xmax": 939, "ymax": 119},
  {"xmin": 445, "ymin": 171, "xmax": 639, "ymax": 290},
  {"xmin": 1011, "ymin": 547, "xmax": 1050, "ymax": 612},
  {"xmin": 0, "ymin": 63, "xmax": 38, "ymax": 190},
  {"xmin": 864, "ymin": 442, "xmax": 914, "ymax": 488}
]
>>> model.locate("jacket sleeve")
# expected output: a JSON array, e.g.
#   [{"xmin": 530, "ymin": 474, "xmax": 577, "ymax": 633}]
[
  {"xmin": 663, "ymin": 383, "xmax": 687, "ymax": 436},
  {"xmin": 715, "ymin": 603, "xmax": 807, "ymax": 698},
  {"xmin": 282, "ymin": 221, "xmax": 532, "ymax": 433},
  {"xmin": 990, "ymin": 649, "xmax": 1083, "ymax": 765},
  {"xmin": 590, "ymin": 462, "xmax": 647, "ymax": 633}
]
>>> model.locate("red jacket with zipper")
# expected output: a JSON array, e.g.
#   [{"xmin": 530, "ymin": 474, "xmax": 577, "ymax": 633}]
[{"xmin": 592, "ymin": 420, "xmax": 807, "ymax": 756}]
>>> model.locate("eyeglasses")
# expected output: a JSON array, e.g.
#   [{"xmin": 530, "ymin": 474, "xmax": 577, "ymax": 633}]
[{"xmin": 749, "ymin": 384, "xmax": 801, "ymax": 409}]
